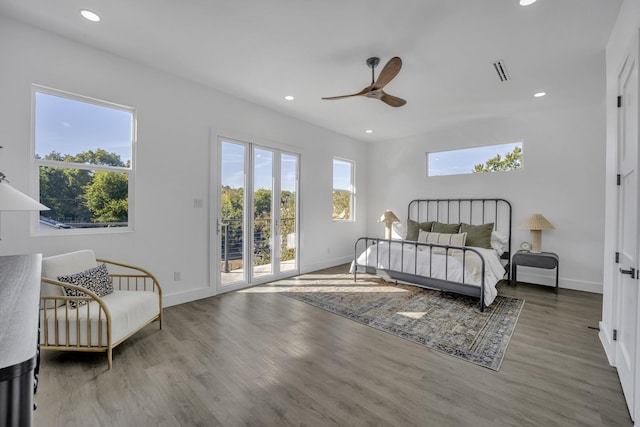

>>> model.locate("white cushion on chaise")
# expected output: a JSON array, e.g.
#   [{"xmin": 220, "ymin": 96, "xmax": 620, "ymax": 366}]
[{"xmin": 39, "ymin": 250, "xmax": 162, "ymax": 368}]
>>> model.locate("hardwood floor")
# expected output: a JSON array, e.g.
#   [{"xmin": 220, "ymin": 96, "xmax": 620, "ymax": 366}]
[{"xmin": 34, "ymin": 265, "xmax": 632, "ymax": 426}]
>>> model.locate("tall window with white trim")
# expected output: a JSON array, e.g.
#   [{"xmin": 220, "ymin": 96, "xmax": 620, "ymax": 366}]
[
  {"xmin": 33, "ymin": 87, "xmax": 135, "ymax": 232},
  {"xmin": 332, "ymin": 157, "xmax": 355, "ymax": 221}
]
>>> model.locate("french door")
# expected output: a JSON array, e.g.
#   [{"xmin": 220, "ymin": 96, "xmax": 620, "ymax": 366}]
[{"xmin": 216, "ymin": 137, "xmax": 299, "ymax": 291}]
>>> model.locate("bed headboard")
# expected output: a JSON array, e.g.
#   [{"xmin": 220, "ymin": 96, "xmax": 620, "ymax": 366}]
[{"xmin": 407, "ymin": 198, "xmax": 512, "ymax": 259}]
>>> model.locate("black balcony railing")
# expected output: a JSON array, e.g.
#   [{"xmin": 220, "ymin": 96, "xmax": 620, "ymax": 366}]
[{"xmin": 221, "ymin": 217, "xmax": 295, "ymax": 273}]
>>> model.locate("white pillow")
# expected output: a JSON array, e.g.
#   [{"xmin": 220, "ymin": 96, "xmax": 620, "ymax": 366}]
[
  {"xmin": 491, "ymin": 231, "xmax": 509, "ymax": 256},
  {"xmin": 417, "ymin": 230, "xmax": 467, "ymax": 253},
  {"xmin": 491, "ymin": 230, "xmax": 508, "ymax": 244},
  {"xmin": 392, "ymin": 221, "xmax": 407, "ymax": 240}
]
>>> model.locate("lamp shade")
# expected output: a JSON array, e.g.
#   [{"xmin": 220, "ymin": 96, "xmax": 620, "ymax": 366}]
[
  {"xmin": 379, "ymin": 210, "xmax": 400, "ymax": 224},
  {"xmin": 0, "ymin": 181, "xmax": 49, "ymax": 211},
  {"xmin": 519, "ymin": 213, "xmax": 554, "ymax": 230}
]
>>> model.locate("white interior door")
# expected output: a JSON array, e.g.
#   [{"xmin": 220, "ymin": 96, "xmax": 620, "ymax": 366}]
[{"xmin": 615, "ymin": 43, "xmax": 639, "ymax": 420}]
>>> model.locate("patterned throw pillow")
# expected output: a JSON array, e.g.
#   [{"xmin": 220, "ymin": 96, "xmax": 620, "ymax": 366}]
[
  {"xmin": 57, "ymin": 263, "xmax": 114, "ymax": 308},
  {"xmin": 418, "ymin": 230, "xmax": 467, "ymax": 246},
  {"xmin": 417, "ymin": 230, "xmax": 468, "ymax": 254}
]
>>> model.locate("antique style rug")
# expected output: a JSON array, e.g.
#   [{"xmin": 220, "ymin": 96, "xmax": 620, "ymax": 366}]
[{"xmin": 281, "ymin": 275, "xmax": 524, "ymax": 370}]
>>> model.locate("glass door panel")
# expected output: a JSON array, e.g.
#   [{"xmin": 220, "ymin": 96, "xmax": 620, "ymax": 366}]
[
  {"xmin": 280, "ymin": 153, "xmax": 297, "ymax": 273},
  {"xmin": 220, "ymin": 140, "xmax": 247, "ymax": 286},
  {"xmin": 253, "ymin": 148, "xmax": 273, "ymax": 279},
  {"xmin": 216, "ymin": 139, "xmax": 299, "ymax": 290}
]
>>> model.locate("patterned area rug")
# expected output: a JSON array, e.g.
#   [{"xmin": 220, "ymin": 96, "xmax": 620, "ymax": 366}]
[{"xmin": 281, "ymin": 276, "xmax": 524, "ymax": 370}]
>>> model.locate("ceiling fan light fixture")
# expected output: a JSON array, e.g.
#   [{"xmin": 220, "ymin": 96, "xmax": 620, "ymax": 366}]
[
  {"xmin": 284, "ymin": 95, "xmax": 294, "ymax": 101},
  {"xmin": 534, "ymin": 92, "xmax": 546, "ymax": 97},
  {"xmin": 519, "ymin": 0, "xmax": 537, "ymax": 6}
]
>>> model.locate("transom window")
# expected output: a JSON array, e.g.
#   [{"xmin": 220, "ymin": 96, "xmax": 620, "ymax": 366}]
[
  {"xmin": 427, "ymin": 142, "xmax": 523, "ymax": 177},
  {"xmin": 33, "ymin": 86, "xmax": 135, "ymax": 232},
  {"xmin": 332, "ymin": 157, "xmax": 355, "ymax": 221}
]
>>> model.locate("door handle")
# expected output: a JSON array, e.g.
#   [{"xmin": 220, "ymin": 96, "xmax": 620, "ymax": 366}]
[{"xmin": 620, "ymin": 267, "xmax": 636, "ymax": 279}]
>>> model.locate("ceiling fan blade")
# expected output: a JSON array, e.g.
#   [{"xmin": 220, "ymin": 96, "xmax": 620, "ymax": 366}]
[
  {"xmin": 380, "ymin": 93, "xmax": 407, "ymax": 107},
  {"xmin": 321, "ymin": 94, "xmax": 361, "ymax": 100},
  {"xmin": 322, "ymin": 86, "xmax": 372, "ymax": 100},
  {"xmin": 373, "ymin": 57, "xmax": 402, "ymax": 90}
]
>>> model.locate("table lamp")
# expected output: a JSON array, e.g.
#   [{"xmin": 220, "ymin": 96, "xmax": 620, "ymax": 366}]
[
  {"xmin": 379, "ymin": 210, "xmax": 400, "ymax": 240},
  {"xmin": 519, "ymin": 213, "xmax": 554, "ymax": 253}
]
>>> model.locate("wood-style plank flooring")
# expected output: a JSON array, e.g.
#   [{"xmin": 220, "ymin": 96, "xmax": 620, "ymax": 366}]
[{"xmin": 34, "ymin": 265, "xmax": 632, "ymax": 426}]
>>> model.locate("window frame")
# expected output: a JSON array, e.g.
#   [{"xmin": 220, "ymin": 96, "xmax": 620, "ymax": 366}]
[
  {"xmin": 31, "ymin": 85, "xmax": 136, "ymax": 235},
  {"xmin": 426, "ymin": 141, "xmax": 523, "ymax": 177},
  {"xmin": 332, "ymin": 157, "xmax": 355, "ymax": 222}
]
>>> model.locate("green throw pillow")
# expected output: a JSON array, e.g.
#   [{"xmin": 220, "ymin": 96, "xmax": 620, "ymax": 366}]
[
  {"xmin": 431, "ymin": 222, "xmax": 461, "ymax": 234},
  {"xmin": 460, "ymin": 223, "xmax": 494, "ymax": 248},
  {"xmin": 406, "ymin": 219, "xmax": 433, "ymax": 241}
]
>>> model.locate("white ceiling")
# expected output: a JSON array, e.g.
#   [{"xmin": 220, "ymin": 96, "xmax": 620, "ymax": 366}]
[{"xmin": 0, "ymin": 0, "xmax": 622, "ymax": 143}]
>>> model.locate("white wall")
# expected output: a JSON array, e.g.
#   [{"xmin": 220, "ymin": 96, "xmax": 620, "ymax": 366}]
[
  {"xmin": 0, "ymin": 12, "xmax": 611, "ymax": 300},
  {"xmin": 366, "ymin": 105, "xmax": 607, "ymax": 293},
  {"xmin": 0, "ymin": 16, "xmax": 368, "ymax": 306}
]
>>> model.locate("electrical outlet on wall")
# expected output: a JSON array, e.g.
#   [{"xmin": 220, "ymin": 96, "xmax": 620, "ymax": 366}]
[
  {"xmin": 193, "ymin": 199, "xmax": 203, "ymax": 208},
  {"xmin": 174, "ymin": 272, "xmax": 181, "ymax": 281}
]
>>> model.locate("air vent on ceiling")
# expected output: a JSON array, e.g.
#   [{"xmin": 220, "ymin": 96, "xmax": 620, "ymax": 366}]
[{"xmin": 492, "ymin": 60, "xmax": 511, "ymax": 82}]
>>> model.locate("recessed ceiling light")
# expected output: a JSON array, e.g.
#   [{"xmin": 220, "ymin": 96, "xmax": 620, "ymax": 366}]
[
  {"xmin": 365, "ymin": 129, "xmax": 373, "ymax": 134},
  {"xmin": 80, "ymin": 10, "xmax": 101, "ymax": 22},
  {"xmin": 519, "ymin": 0, "xmax": 537, "ymax": 6},
  {"xmin": 534, "ymin": 92, "xmax": 546, "ymax": 98},
  {"xmin": 284, "ymin": 95, "xmax": 294, "ymax": 101}
]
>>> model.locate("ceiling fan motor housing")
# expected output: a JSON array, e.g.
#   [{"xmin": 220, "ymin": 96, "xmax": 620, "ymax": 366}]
[{"xmin": 366, "ymin": 57, "xmax": 380, "ymax": 68}]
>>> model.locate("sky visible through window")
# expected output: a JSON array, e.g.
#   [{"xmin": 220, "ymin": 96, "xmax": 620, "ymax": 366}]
[
  {"xmin": 333, "ymin": 159, "xmax": 352, "ymax": 191},
  {"xmin": 35, "ymin": 92, "xmax": 132, "ymax": 163},
  {"xmin": 427, "ymin": 142, "xmax": 522, "ymax": 176},
  {"xmin": 221, "ymin": 141, "xmax": 297, "ymax": 191}
]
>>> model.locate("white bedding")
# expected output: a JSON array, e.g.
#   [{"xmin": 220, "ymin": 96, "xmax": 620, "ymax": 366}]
[{"xmin": 351, "ymin": 241, "xmax": 505, "ymax": 306}]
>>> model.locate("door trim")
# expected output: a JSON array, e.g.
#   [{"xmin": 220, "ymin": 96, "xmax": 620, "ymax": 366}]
[
  {"xmin": 612, "ymin": 35, "xmax": 640, "ymax": 422},
  {"xmin": 211, "ymin": 133, "xmax": 300, "ymax": 294}
]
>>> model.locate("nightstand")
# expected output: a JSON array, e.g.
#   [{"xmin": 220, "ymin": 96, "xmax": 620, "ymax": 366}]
[{"xmin": 511, "ymin": 250, "xmax": 559, "ymax": 293}]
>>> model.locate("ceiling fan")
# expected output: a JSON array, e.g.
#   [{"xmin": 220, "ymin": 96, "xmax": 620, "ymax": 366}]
[{"xmin": 322, "ymin": 56, "xmax": 406, "ymax": 107}]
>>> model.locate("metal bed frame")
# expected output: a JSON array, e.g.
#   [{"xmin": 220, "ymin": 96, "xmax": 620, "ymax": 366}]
[{"xmin": 353, "ymin": 198, "xmax": 512, "ymax": 311}]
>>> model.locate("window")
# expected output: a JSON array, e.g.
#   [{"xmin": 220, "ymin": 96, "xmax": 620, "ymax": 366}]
[
  {"xmin": 33, "ymin": 86, "xmax": 134, "ymax": 232},
  {"xmin": 332, "ymin": 157, "xmax": 355, "ymax": 221},
  {"xmin": 427, "ymin": 142, "xmax": 523, "ymax": 177}
]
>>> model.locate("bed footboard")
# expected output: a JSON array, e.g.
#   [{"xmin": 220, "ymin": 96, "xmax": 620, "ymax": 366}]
[{"xmin": 353, "ymin": 237, "xmax": 487, "ymax": 311}]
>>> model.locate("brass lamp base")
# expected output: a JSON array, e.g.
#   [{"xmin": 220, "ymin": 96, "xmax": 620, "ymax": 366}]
[{"xmin": 384, "ymin": 223, "xmax": 393, "ymax": 240}]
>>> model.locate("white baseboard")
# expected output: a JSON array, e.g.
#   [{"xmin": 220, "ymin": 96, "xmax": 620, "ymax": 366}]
[
  {"xmin": 163, "ymin": 257, "xmax": 353, "ymax": 307},
  {"xmin": 515, "ymin": 271, "xmax": 603, "ymax": 294},
  {"xmin": 163, "ymin": 286, "xmax": 216, "ymax": 307},
  {"xmin": 300, "ymin": 255, "xmax": 353, "ymax": 274},
  {"xmin": 165, "ymin": 262, "xmax": 602, "ymax": 307}
]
